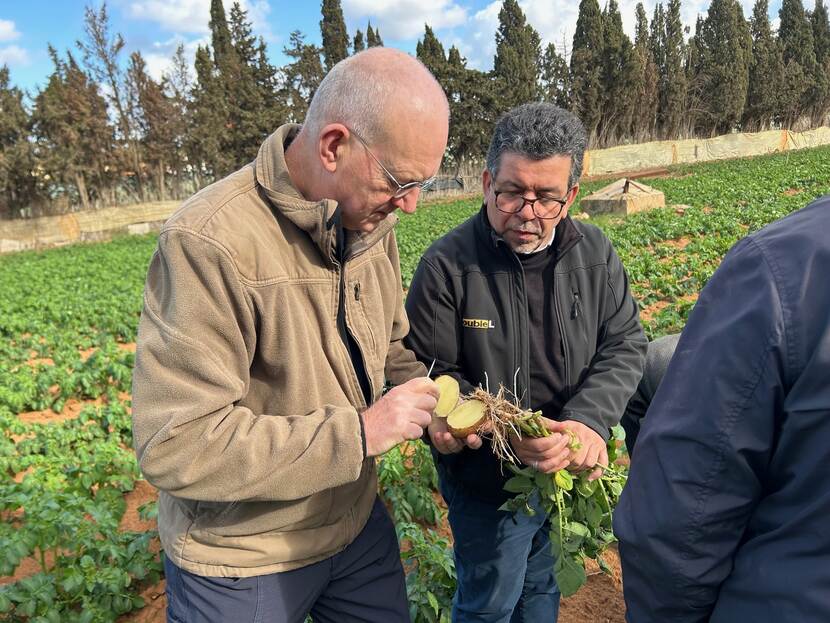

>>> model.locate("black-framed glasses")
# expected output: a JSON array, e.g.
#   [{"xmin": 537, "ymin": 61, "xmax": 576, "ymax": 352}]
[
  {"xmin": 349, "ymin": 128, "xmax": 438, "ymax": 199},
  {"xmin": 493, "ymin": 188, "xmax": 571, "ymax": 220}
]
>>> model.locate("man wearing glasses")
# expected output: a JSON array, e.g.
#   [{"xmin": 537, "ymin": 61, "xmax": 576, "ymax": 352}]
[
  {"xmin": 405, "ymin": 102, "xmax": 646, "ymax": 622},
  {"xmin": 133, "ymin": 48, "xmax": 448, "ymax": 622}
]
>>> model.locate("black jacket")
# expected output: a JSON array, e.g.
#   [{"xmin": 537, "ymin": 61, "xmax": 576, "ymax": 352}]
[
  {"xmin": 614, "ymin": 195, "xmax": 830, "ymax": 622},
  {"xmin": 621, "ymin": 333, "xmax": 680, "ymax": 456},
  {"xmin": 405, "ymin": 207, "xmax": 646, "ymax": 501}
]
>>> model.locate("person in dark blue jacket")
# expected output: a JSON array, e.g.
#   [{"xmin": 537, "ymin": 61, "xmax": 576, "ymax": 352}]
[{"xmin": 613, "ymin": 194, "xmax": 830, "ymax": 622}]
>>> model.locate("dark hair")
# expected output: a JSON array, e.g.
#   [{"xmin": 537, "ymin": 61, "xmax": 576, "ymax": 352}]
[{"xmin": 486, "ymin": 102, "xmax": 588, "ymax": 187}]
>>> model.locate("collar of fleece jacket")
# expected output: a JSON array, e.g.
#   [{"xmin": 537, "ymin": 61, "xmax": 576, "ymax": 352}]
[{"xmin": 254, "ymin": 123, "xmax": 398, "ymax": 267}]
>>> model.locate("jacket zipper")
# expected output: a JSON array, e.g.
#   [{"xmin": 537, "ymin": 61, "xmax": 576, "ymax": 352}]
[
  {"xmin": 571, "ymin": 291, "xmax": 582, "ymax": 319},
  {"xmin": 507, "ymin": 249, "xmax": 531, "ymax": 408},
  {"xmin": 336, "ymin": 261, "xmax": 371, "ymax": 408},
  {"xmin": 554, "ymin": 281, "xmax": 572, "ymax": 402}
]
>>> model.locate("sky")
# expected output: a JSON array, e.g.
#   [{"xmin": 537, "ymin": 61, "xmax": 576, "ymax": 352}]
[{"xmin": 2, "ymin": 0, "xmax": 783, "ymax": 97}]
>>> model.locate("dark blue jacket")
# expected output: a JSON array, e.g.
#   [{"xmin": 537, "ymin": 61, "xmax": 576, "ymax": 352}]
[{"xmin": 613, "ymin": 195, "xmax": 830, "ymax": 622}]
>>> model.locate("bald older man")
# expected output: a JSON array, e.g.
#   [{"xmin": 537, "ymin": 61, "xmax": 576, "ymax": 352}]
[{"xmin": 132, "ymin": 49, "xmax": 449, "ymax": 622}]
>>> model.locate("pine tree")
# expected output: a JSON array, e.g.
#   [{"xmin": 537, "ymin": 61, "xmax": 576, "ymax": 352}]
[
  {"xmin": 320, "ymin": 0, "xmax": 349, "ymax": 70},
  {"xmin": 493, "ymin": 0, "xmax": 541, "ymax": 113},
  {"xmin": 570, "ymin": 0, "xmax": 604, "ymax": 139},
  {"xmin": 77, "ymin": 3, "xmax": 144, "ymax": 201},
  {"xmin": 353, "ymin": 30, "xmax": 365, "ymax": 53},
  {"xmin": 282, "ymin": 31, "xmax": 325, "ymax": 122},
  {"xmin": 694, "ymin": 0, "xmax": 751, "ymax": 134},
  {"xmin": 126, "ymin": 51, "xmax": 178, "ymax": 200},
  {"xmin": 162, "ymin": 44, "xmax": 191, "ymax": 198},
  {"xmin": 599, "ymin": 0, "xmax": 637, "ymax": 142},
  {"xmin": 744, "ymin": 0, "xmax": 786, "ymax": 129},
  {"xmin": 0, "ymin": 66, "xmax": 36, "ymax": 217},
  {"xmin": 31, "ymin": 48, "xmax": 115, "ymax": 211},
  {"xmin": 779, "ymin": 0, "xmax": 818, "ymax": 125}
]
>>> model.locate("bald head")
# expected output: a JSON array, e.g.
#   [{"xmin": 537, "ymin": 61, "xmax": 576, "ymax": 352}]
[{"xmin": 304, "ymin": 47, "xmax": 449, "ymax": 144}]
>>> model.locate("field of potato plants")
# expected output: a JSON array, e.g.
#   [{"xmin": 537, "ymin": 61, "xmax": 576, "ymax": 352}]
[{"xmin": 1, "ymin": 144, "xmax": 829, "ymax": 623}]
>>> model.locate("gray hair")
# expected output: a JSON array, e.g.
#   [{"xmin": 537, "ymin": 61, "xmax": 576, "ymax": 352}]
[
  {"xmin": 485, "ymin": 103, "xmax": 588, "ymax": 188},
  {"xmin": 304, "ymin": 49, "xmax": 443, "ymax": 144}
]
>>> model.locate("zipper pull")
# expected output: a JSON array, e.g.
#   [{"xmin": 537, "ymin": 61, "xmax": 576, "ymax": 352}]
[
  {"xmin": 354, "ymin": 282, "xmax": 361, "ymax": 301},
  {"xmin": 571, "ymin": 292, "xmax": 582, "ymax": 319}
]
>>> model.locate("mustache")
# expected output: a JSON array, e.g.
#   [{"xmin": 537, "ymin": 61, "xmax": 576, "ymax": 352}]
[{"xmin": 511, "ymin": 224, "xmax": 541, "ymax": 234}]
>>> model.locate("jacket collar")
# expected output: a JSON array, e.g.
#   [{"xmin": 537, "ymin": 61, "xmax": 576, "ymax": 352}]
[
  {"xmin": 255, "ymin": 124, "xmax": 398, "ymax": 266},
  {"xmin": 475, "ymin": 203, "xmax": 583, "ymax": 259}
]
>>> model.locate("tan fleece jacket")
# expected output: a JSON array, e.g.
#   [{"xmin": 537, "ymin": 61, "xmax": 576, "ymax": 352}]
[{"xmin": 132, "ymin": 124, "xmax": 426, "ymax": 576}]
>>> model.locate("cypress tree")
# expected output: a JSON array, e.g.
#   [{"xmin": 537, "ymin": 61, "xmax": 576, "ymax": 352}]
[
  {"xmin": 366, "ymin": 23, "xmax": 383, "ymax": 47},
  {"xmin": 744, "ymin": 0, "xmax": 786, "ymax": 129},
  {"xmin": 570, "ymin": 0, "xmax": 604, "ymax": 139},
  {"xmin": 353, "ymin": 30, "xmax": 365, "ymax": 53},
  {"xmin": 695, "ymin": 0, "xmax": 751, "ymax": 134},
  {"xmin": 320, "ymin": 0, "xmax": 349, "ymax": 70},
  {"xmin": 416, "ymin": 24, "xmax": 447, "ymax": 81},
  {"xmin": 810, "ymin": 0, "xmax": 830, "ymax": 122},
  {"xmin": 662, "ymin": 0, "xmax": 687, "ymax": 137},
  {"xmin": 540, "ymin": 43, "xmax": 570, "ymax": 109},
  {"xmin": 779, "ymin": 0, "xmax": 818, "ymax": 124},
  {"xmin": 493, "ymin": 0, "xmax": 541, "ymax": 112},
  {"xmin": 632, "ymin": 3, "xmax": 659, "ymax": 139},
  {"xmin": 600, "ymin": 0, "xmax": 637, "ymax": 142}
]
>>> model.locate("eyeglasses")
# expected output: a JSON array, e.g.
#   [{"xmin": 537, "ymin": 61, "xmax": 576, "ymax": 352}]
[
  {"xmin": 349, "ymin": 128, "xmax": 437, "ymax": 199},
  {"xmin": 493, "ymin": 188, "xmax": 571, "ymax": 220}
]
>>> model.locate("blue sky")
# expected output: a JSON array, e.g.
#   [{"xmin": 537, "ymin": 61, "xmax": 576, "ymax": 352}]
[{"xmin": 2, "ymin": 0, "xmax": 781, "ymax": 96}]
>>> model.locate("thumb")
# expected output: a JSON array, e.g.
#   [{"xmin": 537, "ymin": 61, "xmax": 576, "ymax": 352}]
[{"xmin": 543, "ymin": 418, "xmax": 568, "ymax": 434}]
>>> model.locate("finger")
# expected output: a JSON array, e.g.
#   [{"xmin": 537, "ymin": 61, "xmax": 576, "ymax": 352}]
[
  {"xmin": 404, "ymin": 422, "xmax": 426, "ymax": 441},
  {"xmin": 412, "ymin": 392, "xmax": 439, "ymax": 412},
  {"xmin": 588, "ymin": 466, "xmax": 603, "ymax": 481},
  {"xmin": 464, "ymin": 434, "xmax": 483, "ymax": 450},
  {"xmin": 409, "ymin": 376, "xmax": 441, "ymax": 399},
  {"xmin": 410, "ymin": 409, "xmax": 433, "ymax": 429},
  {"xmin": 585, "ymin": 444, "xmax": 601, "ymax": 471},
  {"xmin": 439, "ymin": 432, "xmax": 464, "ymax": 453}
]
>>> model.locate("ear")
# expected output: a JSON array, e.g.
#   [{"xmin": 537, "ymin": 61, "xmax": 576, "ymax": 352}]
[
  {"xmin": 560, "ymin": 183, "xmax": 579, "ymax": 219},
  {"xmin": 482, "ymin": 169, "xmax": 492, "ymax": 198},
  {"xmin": 318, "ymin": 124, "xmax": 349, "ymax": 173}
]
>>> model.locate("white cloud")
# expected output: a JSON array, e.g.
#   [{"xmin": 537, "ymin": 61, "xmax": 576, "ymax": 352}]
[
  {"xmin": 0, "ymin": 19, "xmax": 20, "ymax": 43},
  {"xmin": 344, "ymin": 0, "xmax": 468, "ymax": 40},
  {"xmin": 124, "ymin": 0, "xmax": 273, "ymax": 39},
  {"xmin": 0, "ymin": 45, "xmax": 29, "ymax": 67},
  {"xmin": 142, "ymin": 35, "xmax": 209, "ymax": 82}
]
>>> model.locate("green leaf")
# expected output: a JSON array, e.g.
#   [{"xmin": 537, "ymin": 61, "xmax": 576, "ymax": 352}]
[
  {"xmin": 503, "ymin": 475, "xmax": 533, "ymax": 494},
  {"xmin": 554, "ymin": 555, "xmax": 587, "ymax": 597},
  {"xmin": 554, "ymin": 470, "xmax": 573, "ymax": 491}
]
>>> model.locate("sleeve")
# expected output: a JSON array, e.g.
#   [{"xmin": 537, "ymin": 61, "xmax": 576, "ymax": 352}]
[
  {"xmin": 612, "ymin": 238, "xmax": 787, "ymax": 622},
  {"xmin": 132, "ymin": 228, "xmax": 366, "ymax": 503},
  {"xmin": 382, "ymin": 231, "xmax": 429, "ymax": 386},
  {"xmin": 622, "ymin": 333, "xmax": 681, "ymax": 455},
  {"xmin": 404, "ymin": 256, "xmax": 477, "ymax": 394},
  {"xmin": 560, "ymin": 242, "xmax": 648, "ymax": 439}
]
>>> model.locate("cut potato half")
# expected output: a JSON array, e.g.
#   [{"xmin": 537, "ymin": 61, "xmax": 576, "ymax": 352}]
[
  {"xmin": 447, "ymin": 399, "xmax": 487, "ymax": 438},
  {"xmin": 434, "ymin": 375, "xmax": 460, "ymax": 417}
]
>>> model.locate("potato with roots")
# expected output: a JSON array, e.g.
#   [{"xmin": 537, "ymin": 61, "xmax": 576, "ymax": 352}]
[{"xmin": 446, "ymin": 399, "xmax": 487, "ymax": 438}]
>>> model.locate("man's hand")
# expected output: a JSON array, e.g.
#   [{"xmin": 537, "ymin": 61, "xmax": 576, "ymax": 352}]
[
  {"xmin": 362, "ymin": 377, "xmax": 438, "ymax": 457},
  {"xmin": 510, "ymin": 417, "xmax": 571, "ymax": 474},
  {"xmin": 428, "ymin": 415, "xmax": 483, "ymax": 455},
  {"xmin": 560, "ymin": 420, "xmax": 608, "ymax": 481}
]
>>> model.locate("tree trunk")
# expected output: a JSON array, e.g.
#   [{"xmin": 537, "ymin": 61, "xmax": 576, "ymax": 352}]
[
  {"xmin": 158, "ymin": 160, "xmax": 166, "ymax": 201},
  {"xmin": 75, "ymin": 172, "xmax": 91, "ymax": 212}
]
